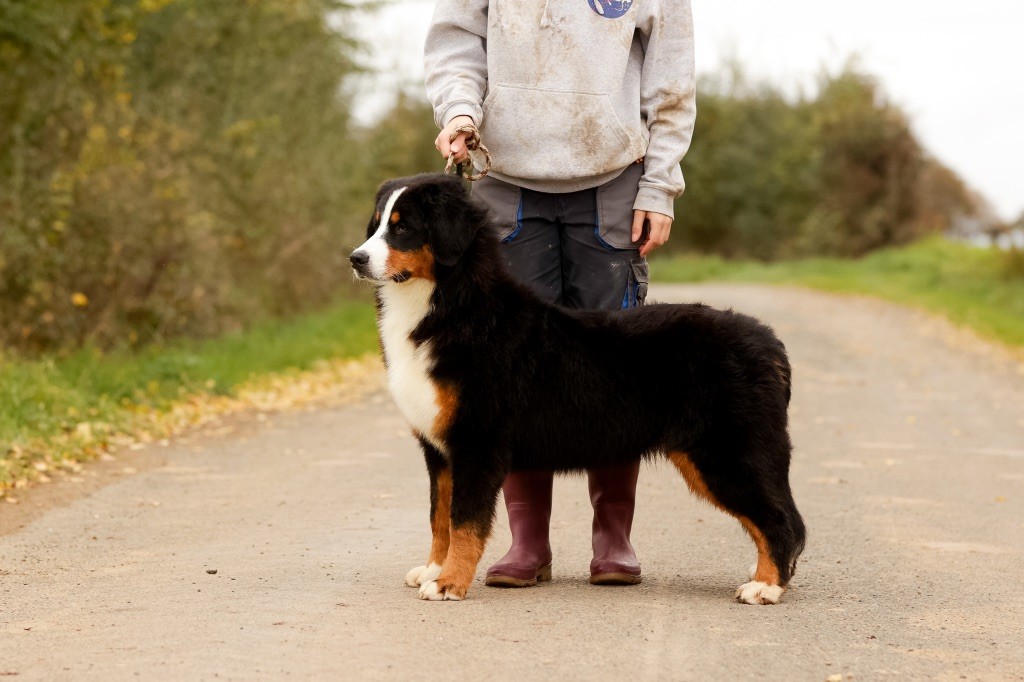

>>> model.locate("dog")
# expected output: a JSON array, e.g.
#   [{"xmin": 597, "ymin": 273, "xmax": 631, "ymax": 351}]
[{"xmin": 349, "ymin": 174, "xmax": 806, "ymax": 604}]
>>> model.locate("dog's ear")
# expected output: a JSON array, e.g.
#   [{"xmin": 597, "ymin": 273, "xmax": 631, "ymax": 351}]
[{"xmin": 423, "ymin": 177, "xmax": 484, "ymax": 267}]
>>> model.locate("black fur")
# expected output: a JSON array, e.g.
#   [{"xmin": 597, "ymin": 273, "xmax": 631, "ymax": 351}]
[{"xmin": 363, "ymin": 174, "xmax": 806, "ymax": 590}]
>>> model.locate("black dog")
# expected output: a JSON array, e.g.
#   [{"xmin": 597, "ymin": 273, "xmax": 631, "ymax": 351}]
[{"xmin": 349, "ymin": 174, "xmax": 805, "ymax": 603}]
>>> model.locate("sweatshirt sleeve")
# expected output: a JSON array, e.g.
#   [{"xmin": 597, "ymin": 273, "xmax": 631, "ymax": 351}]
[
  {"xmin": 633, "ymin": 0, "xmax": 697, "ymax": 218},
  {"xmin": 423, "ymin": 0, "xmax": 489, "ymax": 129}
]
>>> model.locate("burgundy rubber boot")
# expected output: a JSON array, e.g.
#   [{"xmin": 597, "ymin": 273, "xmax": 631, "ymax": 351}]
[
  {"xmin": 485, "ymin": 470, "xmax": 554, "ymax": 587},
  {"xmin": 589, "ymin": 460, "xmax": 642, "ymax": 585}
]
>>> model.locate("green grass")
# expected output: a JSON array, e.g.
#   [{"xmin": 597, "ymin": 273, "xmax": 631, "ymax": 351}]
[
  {"xmin": 650, "ymin": 237, "xmax": 1024, "ymax": 350},
  {"xmin": 1, "ymin": 298, "xmax": 378, "ymax": 489}
]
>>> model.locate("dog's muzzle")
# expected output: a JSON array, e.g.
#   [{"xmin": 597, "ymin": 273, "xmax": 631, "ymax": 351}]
[{"xmin": 349, "ymin": 249, "xmax": 371, "ymax": 279}]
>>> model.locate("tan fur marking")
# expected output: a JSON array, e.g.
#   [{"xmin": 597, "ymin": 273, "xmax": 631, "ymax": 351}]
[
  {"xmin": 390, "ymin": 211, "xmax": 400, "ymax": 224},
  {"xmin": 668, "ymin": 451, "xmax": 782, "ymax": 586},
  {"xmin": 428, "ymin": 468, "xmax": 452, "ymax": 566},
  {"xmin": 374, "ymin": 210, "xmax": 381, "ymax": 222},
  {"xmin": 667, "ymin": 452, "xmax": 727, "ymax": 512},
  {"xmin": 739, "ymin": 517, "xmax": 781, "ymax": 585},
  {"xmin": 435, "ymin": 525, "xmax": 487, "ymax": 599},
  {"xmin": 432, "ymin": 382, "xmax": 459, "ymax": 442},
  {"xmin": 386, "ymin": 246, "xmax": 435, "ymax": 281}
]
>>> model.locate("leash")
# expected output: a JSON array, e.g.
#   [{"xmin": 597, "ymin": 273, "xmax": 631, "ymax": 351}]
[{"xmin": 443, "ymin": 123, "xmax": 491, "ymax": 181}]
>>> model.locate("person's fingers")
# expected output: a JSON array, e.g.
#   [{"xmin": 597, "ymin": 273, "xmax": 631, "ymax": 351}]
[
  {"xmin": 436, "ymin": 130, "xmax": 451, "ymax": 159},
  {"xmin": 437, "ymin": 115, "xmax": 477, "ymax": 162},
  {"xmin": 631, "ymin": 210, "xmax": 646, "ymax": 243},
  {"xmin": 436, "ymin": 131, "xmax": 469, "ymax": 163},
  {"xmin": 643, "ymin": 228, "xmax": 667, "ymax": 254},
  {"xmin": 640, "ymin": 218, "xmax": 671, "ymax": 257},
  {"xmin": 451, "ymin": 132, "xmax": 471, "ymax": 163}
]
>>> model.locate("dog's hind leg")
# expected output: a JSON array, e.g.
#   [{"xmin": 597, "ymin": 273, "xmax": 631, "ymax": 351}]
[
  {"xmin": 405, "ymin": 439, "xmax": 451, "ymax": 588},
  {"xmin": 419, "ymin": 453, "xmax": 506, "ymax": 602},
  {"xmin": 667, "ymin": 448, "xmax": 805, "ymax": 605}
]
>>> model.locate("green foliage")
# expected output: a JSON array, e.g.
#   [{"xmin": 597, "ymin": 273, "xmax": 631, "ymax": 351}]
[
  {"xmin": 673, "ymin": 66, "xmax": 979, "ymax": 259},
  {"xmin": 1003, "ymin": 247, "xmax": 1024, "ymax": 280},
  {"xmin": 0, "ymin": 297, "xmax": 377, "ymax": 487},
  {"xmin": 355, "ymin": 93, "xmax": 444, "ymax": 190},
  {"xmin": 0, "ymin": 0, "xmax": 367, "ymax": 353},
  {"xmin": 651, "ymin": 237, "xmax": 1024, "ymax": 349},
  {"xmin": 1000, "ymin": 212, "xmax": 1024, "ymax": 280}
]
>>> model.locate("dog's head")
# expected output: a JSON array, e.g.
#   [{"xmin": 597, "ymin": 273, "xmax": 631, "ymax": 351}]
[{"xmin": 349, "ymin": 174, "xmax": 484, "ymax": 284}]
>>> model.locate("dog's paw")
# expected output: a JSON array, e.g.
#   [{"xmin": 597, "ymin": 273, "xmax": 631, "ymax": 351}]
[
  {"xmin": 418, "ymin": 580, "xmax": 464, "ymax": 601},
  {"xmin": 748, "ymin": 564, "xmax": 757, "ymax": 581},
  {"xmin": 404, "ymin": 563, "xmax": 442, "ymax": 587},
  {"xmin": 735, "ymin": 581, "xmax": 784, "ymax": 605}
]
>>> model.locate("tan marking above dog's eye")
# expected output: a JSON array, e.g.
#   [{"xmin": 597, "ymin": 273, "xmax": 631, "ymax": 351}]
[
  {"xmin": 374, "ymin": 210, "xmax": 381, "ymax": 222},
  {"xmin": 390, "ymin": 212, "xmax": 400, "ymax": 224}
]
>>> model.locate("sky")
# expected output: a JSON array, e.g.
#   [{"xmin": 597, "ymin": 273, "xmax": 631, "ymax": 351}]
[{"xmin": 348, "ymin": 0, "xmax": 1024, "ymax": 221}]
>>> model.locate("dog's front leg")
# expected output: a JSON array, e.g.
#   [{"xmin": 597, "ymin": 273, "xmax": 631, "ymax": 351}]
[
  {"xmin": 405, "ymin": 439, "xmax": 451, "ymax": 588},
  {"xmin": 418, "ymin": 456, "xmax": 505, "ymax": 602}
]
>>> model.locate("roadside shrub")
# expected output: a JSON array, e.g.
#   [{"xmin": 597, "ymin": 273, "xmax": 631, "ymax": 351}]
[
  {"xmin": 673, "ymin": 66, "xmax": 981, "ymax": 259},
  {"xmin": 0, "ymin": 0, "xmax": 363, "ymax": 353}
]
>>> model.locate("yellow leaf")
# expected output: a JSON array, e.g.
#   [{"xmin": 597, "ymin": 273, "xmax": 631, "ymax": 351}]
[{"xmin": 71, "ymin": 292, "xmax": 89, "ymax": 307}]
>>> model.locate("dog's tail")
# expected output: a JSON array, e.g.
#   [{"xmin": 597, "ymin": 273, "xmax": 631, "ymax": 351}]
[
  {"xmin": 770, "ymin": 338, "xmax": 792, "ymax": 406},
  {"xmin": 780, "ymin": 352, "xmax": 792, "ymax": 406}
]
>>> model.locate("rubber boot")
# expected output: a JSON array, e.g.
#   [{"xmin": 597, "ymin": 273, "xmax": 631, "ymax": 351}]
[
  {"xmin": 589, "ymin": 460, "xmax": 642, "ymax": 585},
  {"xmin": 485, "ymin": 470, "xmax": 554, "ymax": 587}
]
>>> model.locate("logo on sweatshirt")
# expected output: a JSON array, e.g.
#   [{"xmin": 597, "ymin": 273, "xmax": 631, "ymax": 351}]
[{"xmin": 588, "ymin": 0, "xmax": 632, "ymax": 18}]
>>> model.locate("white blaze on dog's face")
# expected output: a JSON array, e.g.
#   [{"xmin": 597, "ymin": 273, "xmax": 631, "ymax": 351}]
[
  {"xmin": 350, "ymin": 185, "xmax": 438, "ymax": 284},
  {"xmin": 348, "ymin": 180, "xmax": 448, "ymax": 454},
  {"xmin": 354, "ymin": 186, "xmax": 404, "ymax": 281}
]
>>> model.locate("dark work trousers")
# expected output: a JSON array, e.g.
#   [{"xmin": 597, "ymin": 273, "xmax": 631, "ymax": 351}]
[{"xmin": 472, "ymin": 162, "xmax": 649, "ymax": 311}]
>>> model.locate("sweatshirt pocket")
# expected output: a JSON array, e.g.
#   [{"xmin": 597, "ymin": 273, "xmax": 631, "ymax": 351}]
[{"xmin": 480, "ymin": 85, "xmax": 641, "ymax": 181}]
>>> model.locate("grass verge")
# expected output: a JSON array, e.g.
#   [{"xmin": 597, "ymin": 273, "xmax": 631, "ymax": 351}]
[
  {"xmin": 1, "ymin": 298, "xmax": 379, "ymax": 495},
  {"xmin": 650, "ymin": 237, "xmax": 1024, "ymax": 350}
]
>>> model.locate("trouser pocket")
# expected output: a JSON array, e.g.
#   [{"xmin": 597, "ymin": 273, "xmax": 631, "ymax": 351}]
[
  {"xmin": 471, "ymin": 174, "xmax": 522, "ymax": 242},
  {"xmin": 595, "ymin": 161, "xmax": 644, "ymax": 250},
  {"xmin": 629, "ymin": 257, "xmax": 649, "ymax": 307}
]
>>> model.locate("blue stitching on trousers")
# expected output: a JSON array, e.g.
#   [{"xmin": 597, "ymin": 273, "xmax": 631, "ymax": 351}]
[
  {"xmin": 501, "ymin": 193, "xmax": 524, "ymax": 244},
  {"xmin": 594, "ymin": 226, "xmax": 617, "ymax": 251}
]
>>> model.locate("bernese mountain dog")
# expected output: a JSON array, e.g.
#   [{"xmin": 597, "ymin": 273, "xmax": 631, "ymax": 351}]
[{"xmin": 349, "ymin": 174, "xmax": 806, "ymax": 605}]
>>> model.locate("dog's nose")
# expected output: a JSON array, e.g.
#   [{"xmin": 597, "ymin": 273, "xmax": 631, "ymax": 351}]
[{"xmin": 350, "ymin": 250, "xmax": 370, "ymax": 266}]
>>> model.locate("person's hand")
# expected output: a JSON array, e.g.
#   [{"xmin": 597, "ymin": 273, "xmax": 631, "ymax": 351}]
[
  {"xmin": 435, "ymin": 115, "xmax": 475, "ymax": 164},
  {"xmin": 631, "ymin": 210, "xmax": 672, "ymax": 258}
]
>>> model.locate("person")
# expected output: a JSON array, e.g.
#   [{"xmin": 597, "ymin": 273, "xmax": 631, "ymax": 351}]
[{"xmin": 424, "ymin": 0, "xmax": 696, "ymax": 587}]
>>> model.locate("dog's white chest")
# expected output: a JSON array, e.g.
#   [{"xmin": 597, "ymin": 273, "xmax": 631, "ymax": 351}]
[{"xmin": 378, "ymin": 281, "xmax": 444, "ymax": 450}]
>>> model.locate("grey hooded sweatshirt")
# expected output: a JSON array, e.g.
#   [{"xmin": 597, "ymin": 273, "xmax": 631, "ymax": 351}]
[{"xmin": 424, "ymin": 0, "xmax": 696, "ymax": 217}]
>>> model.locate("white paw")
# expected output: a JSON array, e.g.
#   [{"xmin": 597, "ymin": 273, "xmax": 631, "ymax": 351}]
[
  {"xmin": 404, "ymin": 563, "xmax": 442, "ymax": 587},
  {"xmin": 418, "ymin": 580, "xmax": 462, "ymax": 601},
  {"xmin": 735, "ymin": 581, "xmax": 784, "ymax": 605}
]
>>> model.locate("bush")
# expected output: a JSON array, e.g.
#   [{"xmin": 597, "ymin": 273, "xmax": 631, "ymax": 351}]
[
  {"xmin": 672, "ymin": 65, "xmax": 980, "ymax": 259},
  {"xmin": 0, "ymin": 0, "xmax": 366, "ymax": 353}
]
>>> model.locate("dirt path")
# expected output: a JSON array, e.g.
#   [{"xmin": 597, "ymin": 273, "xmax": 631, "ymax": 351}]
[{"xmin": 2, "ymin": 284, "xmax": 1023, "ymax": 681}]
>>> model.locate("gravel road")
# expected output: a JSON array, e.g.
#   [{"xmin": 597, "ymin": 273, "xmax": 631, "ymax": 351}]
[{"xmin": 2, "ymin": 284, "xmax": 1023, "ymax": 681}]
